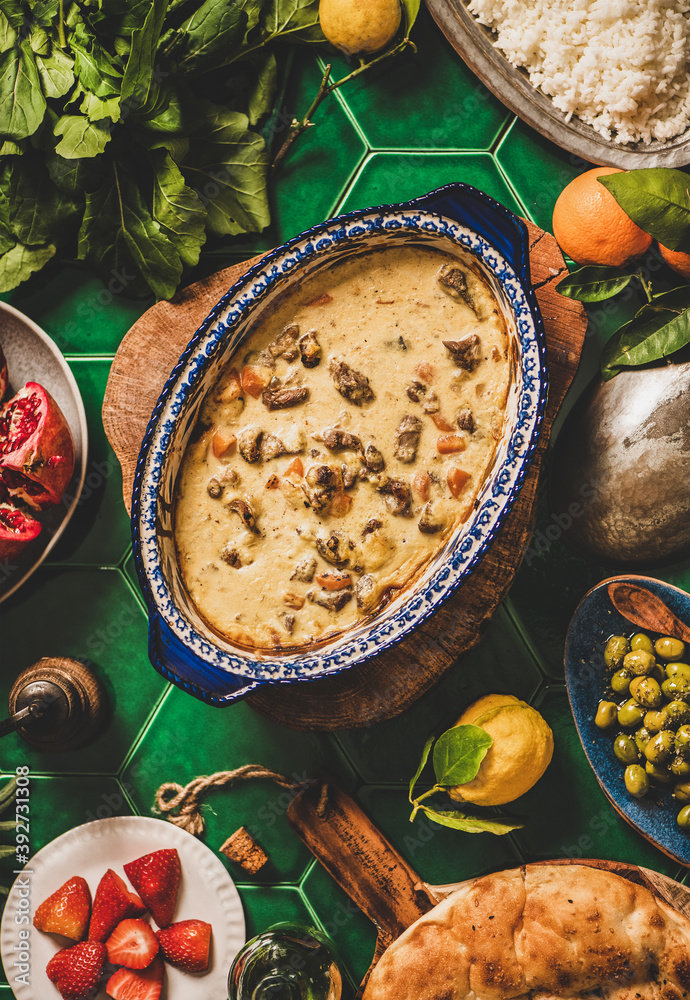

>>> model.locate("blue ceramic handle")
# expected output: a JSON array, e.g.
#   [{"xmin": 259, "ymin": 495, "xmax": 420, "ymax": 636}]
[
  {"xmin": 148, "ymin": 615, "xmax": 259, "ymax": 706},
  {"xmin": 403, "ymin": 183, "xmax": 530, "ymax": 280}
]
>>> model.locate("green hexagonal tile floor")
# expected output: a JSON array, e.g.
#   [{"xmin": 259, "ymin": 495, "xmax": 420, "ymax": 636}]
[{"xmin": 2, "ymin": 12, "xmax": 690, "ymax": 1000}]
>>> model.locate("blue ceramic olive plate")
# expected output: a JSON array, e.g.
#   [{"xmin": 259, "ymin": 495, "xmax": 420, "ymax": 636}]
[{"xmin": 566, "ymin": 574, "xmax": 690, "ymax": 866}]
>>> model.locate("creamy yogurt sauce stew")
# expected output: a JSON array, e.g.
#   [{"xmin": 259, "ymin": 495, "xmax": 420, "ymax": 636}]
[{"xmin": 174, "ymin": 245, "xmax": 512, "ymax": 652}]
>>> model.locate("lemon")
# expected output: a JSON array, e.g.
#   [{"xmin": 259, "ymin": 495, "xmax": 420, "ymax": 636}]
[
  {"xmin": 319, "ymin": 0, "xmax": 402, "ymax": 56},
  {"xmin": 448, "ymin": 694, "xmax": 553, "ymax": 806}
]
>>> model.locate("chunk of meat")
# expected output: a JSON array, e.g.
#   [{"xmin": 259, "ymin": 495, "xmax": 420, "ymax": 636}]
[
  {"xmin": 302, "ymin": 464, "xmax": 341, "ymax": 513},
  {"xmin": 262, "ymin": 381, "xmax": 309, "ymax": 411},
  {"xmin": 241, "ymin": 364, "xmax": 273, "ymax": 398},
  {"xmin": 362, "ymin": 443, "xmax": 385, "ymax": 472},
  {"xmin": 309, "ymin": 587, "xmax": 353, "ymax": 611},
  {"xmin": 437, "ymin": 434, "xmax": 467, "ymax": 454},
  {"xmin": 447, "ymin": 467, "xmax": 471, "ymax": 499},
  {"xmin": 355, "ymin": 574, "xmax": 379, "ymax": 612},
  {"xmin": 261, "ymin": 433, "xmax": 288, "ymax": 461},
  {"xmin": 377, "ymin": 476, "xmax": 412, "ymax": 516},
  {"xmin": 221, "ymin": 545, "xmax": 242, "ymax": 568},
  {"xmin": 418, "ymin": 500, "xmax": 446, "ymax": 534},
  {"xmin": 415, "ymin": 362, "xmax": 435, "ymax": 382},
  {"xmin": 298, "ymin": 330, "xmax": 321, "ymax": 369},
  {"xmin": 394, "ymin": 415, "xmax": 422, "ymax": 464},
  {"xmin": 322, "ymin": 427, "xmax": 361, "ymax": 451},
  {"xmin": 316, "ymin": 531, "xmax": 350, "ymax": 567},
  {"xmin": 315, "ymin": 571, "xmax": 352, "ymax": 591},
  {"xmin": 237, "ymin": 427, "xmax": 262, "ymax": 463},
  {"xmin": 281, "ymin": 613, "xmax": 296, "ymax": 635},
  {"xmin": 329, "ymin": 359, "xmax": 374, "ymax": 405},
  {"xmin": 406, "ymin": 380, "xmax": 426, "ymax": 403},
  {"xmin": 207, "ymin": 477, "xmax": 224, "ymax": 499},
  {"xmin": 291, "ymin": 555, "xmax": 317, "ymax": 582},
  {"xmin": 421, "ymin": 391, "xmax": 439, "ymax": 414},
  {"xmin": 437, "ymin": 263, "xmax": 475, "ymax": 311},
  {"xmin": 216, "ymin": 368, "xmax": 243, "ymax": 403},
  {"xmin": 270, "ymin": 324, "xmax": 300, "ymax": 361},
  {"xmin": 456, "ymin": 407, "xmax": 476, "ymax": 433},
  {"xmin": 284, "ymin": 592, "xmax": 305, "ymax": 610},
  {"xmin": 341, "ymin": 465, "xmax": 358, "ymax": 489},
  {"xmin": 228, "ymin": 498, "xmax": 258, "ymax": 533},
  {"xmin": 443, "ymin": 334, "xmax": 482, "ymax": 372},
  {"xmin": 362, "ymin": 518, "xmax": 382, "ymax": 536}
]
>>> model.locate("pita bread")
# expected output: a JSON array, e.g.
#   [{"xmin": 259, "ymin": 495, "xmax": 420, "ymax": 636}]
[{"xmin": 363, "ymin": 865, "xmax": 690, "ymax": 1000}]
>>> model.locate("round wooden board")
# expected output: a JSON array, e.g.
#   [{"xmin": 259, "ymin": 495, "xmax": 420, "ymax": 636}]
[{"xmin": 102, "ymin": 220, "xmax": 586, "ymax": 730}]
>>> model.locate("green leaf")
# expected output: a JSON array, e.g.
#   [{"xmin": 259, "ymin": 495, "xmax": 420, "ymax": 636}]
[
  {"xmin": 77, "ymin": 88, "xmax": 122, "ymax": 123},
  {"xmin": 5, "ymin": 153, "xmax": 80, "ymax": 244},
  {"xmin": 182, "ymin": 102, "xmax": 269, "ymax": 237},
  {"xmin": 0, "ymin": 241, "xmax": 55, "ymax": 292},
  {"xmin": 0, "ymin": 138, "xmax": 22, "ymax": 154},
  {"xmin": 599, "ymin": 169, "xmax": 690, "ymax": 254},
  {"xmin": 151, "ymin": 148, "xmax": 206, "ymax": 268},
  {"xmin": 0, "ymin": 777, "xmax": 16, "ymax": 813},
  {"xmin": 432, "ymin": 724, "xmax": 493, "ymax": 786},
  {"xmin": 400, "ymin": 0, "xmax": 421, "ymax": 34},
  {"xmin": 35, "ymin": 47, "xmax": 75, "ymax": 99},
  {"xmin": 78, "ymin": 162, "xmax": 182, "ymax": 299},
  {"xmin": 54, "ymin": 115, "xmax": 111, "ymax": 158},
  {"xmin": 260, "ymin": 0, "xmax": 324, "ymax": 44},
  {"xmin": 0, "ymin": 11, "xmax": 17, "ymax": 52},
  {"xmin": 420, "ymin": 805, "xmax": 523, "ymax": 835},
  {"xmin": 121, "ymin": 0, "xmax": 168, "ymax": 107},
  {"xmin": 0, "ymin": 845, "xmax": 15, "ymax": 859},
  {"xmin": 47, "ymin": 152, "xmax": 100, "ymax": 196},
  {"xmin": 71, "ymin": 23, "xmax": 123, "ymax": 99},
  {"xmin": 168, "ymin": 0, "xmax": 250, "ymax": 73},
  {"xmin": 0, "ymin": 41, "xmax": 47, "ymax": 140},
  {"xmin": 408, "ymin": 734, "xmax": 434, "ymax": 803},
  {"xmin": 557, "ymin": 265, "xmax": 635, "ymax": 303},
  {"xmin": 248, "ymin": 51, "xmax": 277, "ymax": 126},
  {"xmin": 94, "ymin": 0, "xmax": 160, "ymax": 34},
  {"xmin": 601, "ymin": 289, "xmax": 690, "ymax": 380},
  {"xmin": 29, "ymin": 25, "xmax": 51, "ymax": 56}
]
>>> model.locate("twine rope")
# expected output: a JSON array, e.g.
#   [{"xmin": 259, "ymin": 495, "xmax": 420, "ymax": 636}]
[{"xmin": 154, "ymin": 764, "xmax": 318, "ymax": 836}]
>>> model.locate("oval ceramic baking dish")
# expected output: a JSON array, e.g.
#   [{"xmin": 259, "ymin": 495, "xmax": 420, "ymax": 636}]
[{"xmin": 131, "ymin": 183, "xmax": 548, "ymax": 705}]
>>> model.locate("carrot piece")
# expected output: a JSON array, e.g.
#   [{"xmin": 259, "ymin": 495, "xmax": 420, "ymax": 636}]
[
  {"xmin": 329, "ymin": 493, "xmax": 353, "ymax": 518},
  {"xmin": 211, "ymin": 430, "xmax": 237, "ymax": 458},
  {"xmin": 315, "ymin": 571, "xmax": 352, "ymax": 591},
  {"xmin": 431, "ymin": 414, "xmax": 454, "ymax": 432},
  {"xmin": 447, "ymin": 467, "xmax": 471, "ymax": 499},
  {"xmin": 284, "ymin": 592, "xmax": 305, "ymax": 609},
  {"xmin": 285, "ymin": 457, "xmax": 304, "ymax": 478},
  {"xmin": 415, "ymin": 362, "xmax": 435, "ymax": 382},
  {"xmin": 240, "ymin": 365, "xmax": 272, "ymax": 398},
  {"xmin": 266, "ymin": 475, "xmax": 280, "ymax": 489},
  {"xmin": 413, "ymin": 472, "xmax": 430, "ymax": 501},
  {"xmin": 218, "ymin": 368, "xmax": 242, "ymax": 402},
  {"xmin": 306, "ymin": 293, "xmax": 333, "ymax": 307},
  {"xmin": 437, "ymin": 434, "xmax": 467, "ymax": 455}
]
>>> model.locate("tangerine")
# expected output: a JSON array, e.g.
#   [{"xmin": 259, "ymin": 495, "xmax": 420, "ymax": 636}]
[
  {"xmin": 552, "ymin": 167, "xmax": 652, "ymax": 267},
  {"xmin": 319, "ymin": 0, "xmax": 401, "ymax": 56},
  {"xmin": 658, "ymin": 243, "xmax": 690, "ymax": 280}
]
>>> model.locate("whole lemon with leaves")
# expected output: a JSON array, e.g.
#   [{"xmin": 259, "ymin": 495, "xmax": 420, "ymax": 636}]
[
  {"xmin": 319, "ymin": 0, "xmax": 402, "ymax": 56},
  {"xmin": 447, "ymin": 695, "xmax": 553, "ymax": 806}
]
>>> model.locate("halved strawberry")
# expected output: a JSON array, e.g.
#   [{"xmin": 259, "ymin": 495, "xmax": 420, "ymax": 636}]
[
  {"xmin": 106, "ymin": 918, "xmax": 159, "ymax": 969},
  {"xmin": 46, "ymin": 941, "xmax": 106, "ymax": 1000},
  {"xmin": 34, "ymin": 876, "xmax": 91, "ymax": 941},
  {"xmin": 156, "ymin": 919, "xmax": 212, "ymax": 973},
  {"xmin": 123, "ymin": 849, "xmax": 180, "ymax": 929},
  {"xmin": 88, "ymin": 870, "xmax": 145, "ymax": 943},
  {"xmin": 106, "ymin": 955, "xmax": 164, "ymax": 1000}
]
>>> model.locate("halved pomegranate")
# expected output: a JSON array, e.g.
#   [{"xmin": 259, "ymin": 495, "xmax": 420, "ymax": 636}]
[
  {"xmin": 0, "ymin": 344, "xmax": 8, "ymax": 402},
  {"xmin": 0, "ymin": 383, "xmax": 75, "ymax": 510},
  {"xmin": 0, "ymin": 501, "xmax": 41, "ymax": 560}
]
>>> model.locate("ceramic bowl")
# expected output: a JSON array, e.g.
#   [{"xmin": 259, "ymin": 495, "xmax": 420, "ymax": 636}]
[
  {"xmin": 566, "ymin": 574, "xmax": 690, "ymax": 866},
  {"xmin": 131, "ymin": 183, "xmax": 547, "ymax": 705}
]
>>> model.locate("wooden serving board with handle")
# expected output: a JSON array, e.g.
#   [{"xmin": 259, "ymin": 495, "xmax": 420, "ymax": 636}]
[
  {"xmin": 286, "ymin": 778, "xmax": 690, "ymax": 996},
  {"xmin": 103, "ymin": 220, "xmax": 586, "ymax": 730}
]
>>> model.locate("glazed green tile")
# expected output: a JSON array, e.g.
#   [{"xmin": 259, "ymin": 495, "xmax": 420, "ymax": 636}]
[
  {"xmin": 301, "ymin": 862, "xmax": 377, "ymax": 985},
  {"xmin": 46, "ymin": 360, "xmax": 131, "ymax": 567},
  {"xmin": 326, "ymin": 8, "xmax": 509, "ymax": 151},
  {"xmin": 239, "ymin": 885, "xmax": 317, "ymax": 940},
  {"xmin": 2, "ymin": 266, "xmax": 147, "ymax": 356},
  {"xmin": 335, "ymin": 605, "xmax": 542, "ymax": 784},
  {"xmin": 339, "ymin": 153, "xmax": 523, "ymax": 217},
  {"xmin": 123, "ymin": 550, "xmax": 146, "ymax": 611},
  {"xmin": 0, "ymin": 567, "xmax": 166, "ymax": 774},
  {"xmin": 513, "ymin": 688, "xmax": 679, "ymax": 873},
  {"xmin": 123, "ymin": 693, "xmax": 356, "ymax": 884},
  {"xmin": 357, "ymin": 786, "xmax": 519, "ymax": 885},
  {"xmin": 495, "ymin": 117, "xmax": 591, "ymax": 233}
]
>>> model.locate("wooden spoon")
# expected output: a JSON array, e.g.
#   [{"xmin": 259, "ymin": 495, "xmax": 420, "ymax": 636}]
[{"xmin": 607, "ymin": 581, "xmax": 690, "ymax": 643}]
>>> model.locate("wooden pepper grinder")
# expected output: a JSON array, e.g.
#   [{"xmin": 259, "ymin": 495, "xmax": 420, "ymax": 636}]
[{"xmin": 2, "ymin": 657, "xmax": 106, "ymax": 752}]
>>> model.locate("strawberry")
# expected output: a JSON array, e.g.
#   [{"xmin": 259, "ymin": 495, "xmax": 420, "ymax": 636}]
[
  {"xmin": 34, "ymin": 876, "xmax": 91, "ymax": 941},
  {"xmin": 106, "ymin": 955, "xmax": 164, "ymax": 1000},
  {"xmin": 106, "ymin": 918, "xmax": 159, "ymax": 969},
  {"xmin": 88, "ymin": 870, "xmax": 145, "ymax": 943},
  {"xmin": 123, "ymin": 849, "xmax": 180, "ymax": 929},
  {"xmin": 156, "ymin": 919, "xmax": 212, "ymax": 973},
  {"xmin": 46, "ymin": 941, "xmax": 106, "ymax": 1000}
]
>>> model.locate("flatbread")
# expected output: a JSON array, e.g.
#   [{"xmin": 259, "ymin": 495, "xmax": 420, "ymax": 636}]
[{"xmin": 363, "ymin": 865, "xmax": 690, "ymax": 1000}]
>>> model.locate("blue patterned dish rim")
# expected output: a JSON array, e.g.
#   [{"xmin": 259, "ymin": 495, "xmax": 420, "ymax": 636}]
[
  {"xmin": 565, "ymin": 574, "xmax": 690, "ymax": 867},
  {"xmin": 131, "ymin": 183, "xmax": 548, "ymax": 705}
]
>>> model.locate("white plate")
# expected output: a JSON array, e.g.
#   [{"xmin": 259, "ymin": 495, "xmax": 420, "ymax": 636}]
[
  {"xmin": 0, "ymin": 300, "xmax": 88, "ymax": 603},
  {"xmin": 0, "ymin": 816, "xmax": 245, "ymax": 1000}
]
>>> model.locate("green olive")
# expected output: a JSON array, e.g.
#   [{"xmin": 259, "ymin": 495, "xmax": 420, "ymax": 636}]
[
  {"xmin": 613, "ymin": 733, "xmax": 641, "ymax": 764},
  {"xmin": 629, "ymin": 676, "xmax": 662, "ymax": 709},
  {"xmin": 604, "ymin": 634, "xmax": 631, "ymax": 671},
  {"xmin": 595, "ymin": 701, "xmax": 618, "ymax": 729},
  {"xmin": 666, "ymin": 700, "xmax": 690, "ymax": 728},
  {"xmin": 623, "ymin": 649, "xmax": 656, "ymax": 677},
  {"xmin": 618, "ymin": 699, "xmax": 646, "ymax": 729},
  {"xmin": 676, "ymin": 725, "xmax": 690, "ymax": 758},
  {"xmin": 670, "ymin": 755, "xmax": 690, "ymax": 778},
  {"xmin": 673, "ymin": 781, "xmax": 690, "ymax": 803},
  {"xmin": 662, "ymin": 676, "xmax": 690, "ymax": 701},
  {"xmin": 611, "ymin": 668, "xmax": 633, "ymax": 694},
  {"xmin": 634, "ymin": 726, "xmax": 653, "ymax": 752},
  {"xmin": 644, "ymin": 730, "xmax": 676, "ymax": 764},
  {"xmin": 666, "ymin": 662, "xmax": 690, "ymax": 681},
  {"xmin": 655, "ymin": 637, "xmax": 686, "ymax": 662},
  {"xmin": 625, "ymin": 764, "xmax": 650, "ymax": 798},
  {"xmin": 631, "ymin": 633, "xmax": 654, "ymax": 654},
  {"xmin": 677, "ymin": 805, "xmax": 690, "ymax": 830},
  {"xmin": 644, "ymin": 708, "xmax": 671, "ymax": 733},
  {"xmin": 645, "ymin": 760, "xmax": 673, "ymax": 783},
  {"xmin": 651, "ymin": 664, "xmax": 667, "ymax": 685}
]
